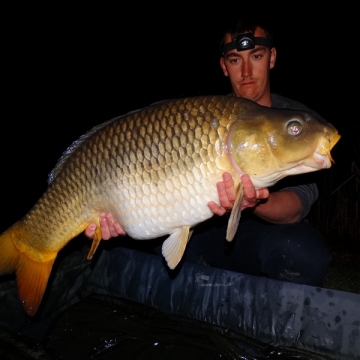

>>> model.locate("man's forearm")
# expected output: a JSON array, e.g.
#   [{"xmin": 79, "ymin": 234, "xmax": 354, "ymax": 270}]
[{"xmin": 252, "ymin": 191, "xmax": 302, "ymax": 224}]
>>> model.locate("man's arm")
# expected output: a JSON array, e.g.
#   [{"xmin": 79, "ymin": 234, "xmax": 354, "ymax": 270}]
[
  {"xmin": 251, "ymin": 190, "xmax": 302, "ymax": 223},
  {"xmin": 208, "ymin": 173, "xmax": 317, "ymax": 224}
]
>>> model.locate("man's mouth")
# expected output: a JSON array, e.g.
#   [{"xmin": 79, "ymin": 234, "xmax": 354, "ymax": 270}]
[{"xmin": 241, "ymin": 81, "xmax": 256, "ymax": 86}]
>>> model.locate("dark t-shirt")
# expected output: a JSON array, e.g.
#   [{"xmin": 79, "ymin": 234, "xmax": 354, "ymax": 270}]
[{"xmin": 271, "ymin": 93, "xmax": 325, "ymax": 121}]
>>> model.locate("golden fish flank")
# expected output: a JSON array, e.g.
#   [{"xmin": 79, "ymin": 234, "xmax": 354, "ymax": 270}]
[{"xmin": 0, "ymin": 95, "xmax": 340, "ymax": 316}]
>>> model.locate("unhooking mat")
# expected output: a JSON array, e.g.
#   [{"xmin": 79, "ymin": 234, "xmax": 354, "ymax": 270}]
[{"xmin": 0, "ymin": 244, "xmax": 359, "ymax": 359}]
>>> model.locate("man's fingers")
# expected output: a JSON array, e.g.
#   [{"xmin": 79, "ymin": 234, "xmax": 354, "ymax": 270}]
[
  {"xmin": 208, "ymin": 201, "xmax": 227, "ymax": 216},
  {"xmin": 217, "ymin": 182, "xmax": 232, "ymax": 209},
  {"xmin": 217, "ymin": 172, "xmax": 236, "ymax": 210},
  {"xmin": 100, "ymin": 213, "xmax": 111, "ymax": 240},
  {"xmin": 222, "ymin": 172, "xmax": 236, "ymax": 203},
  {"xmin": 112, "ymin": 222, "xmax": 126, "ymax": 236},
  {"xmin": 84, "ymin": 224, "xmax": 96, "ymax": 238},
  {"xmin": 240, "ymin": 174, "xmax": 270, "ymax": 210},
  {"xmin": 256, "ymin": 188, "xmax": 269, "ymax": 200},
  {"xmin": 103, "ymin": 213, "xmax": 125, "ymax": 239},
  {"xmin": 85, "ymin": 213, "xmax": 126, "ymax": 241}
]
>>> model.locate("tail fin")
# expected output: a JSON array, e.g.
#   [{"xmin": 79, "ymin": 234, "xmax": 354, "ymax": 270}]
[{"xmin": 0, "ymin": 224, "xmax": 56, "ymax": 316}]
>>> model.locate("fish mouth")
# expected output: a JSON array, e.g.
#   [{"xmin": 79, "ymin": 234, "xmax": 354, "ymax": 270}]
[
  {"xmin": 311, "ymin": 153, "xmax": 333, "ymax": 169},
  {"xmin": 330, "ymin": 132, "xmax": 341, "ymax": 150},
  {"xmin": 323, "ymin": 132, "xmax": 341, "ymax": 164},
  {"xmin": 305, "ymin": 132, "xmax": 341, "ymax": 169}
]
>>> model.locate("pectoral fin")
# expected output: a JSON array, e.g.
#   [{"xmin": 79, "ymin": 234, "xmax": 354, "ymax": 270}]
[
  {"xmin": 226, "ymin": 182, "xmax": 244, "ymax": 241},
  {"xmin": 162, "ymin": 226, "xmax": 191, "ymax": 269}
]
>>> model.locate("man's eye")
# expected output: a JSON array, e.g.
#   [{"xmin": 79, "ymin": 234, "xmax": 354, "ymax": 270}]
[
  {"xmin": 230, "ymin": 58, "xmax": 239, "ymax": 64},
  {"xmin": 253, "ymin": 54, "xmax": 262, "ymax": 59}
]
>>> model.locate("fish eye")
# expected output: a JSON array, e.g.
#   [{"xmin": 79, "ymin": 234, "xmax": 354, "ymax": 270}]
[{"xmin": 287, "ymin": 120, "xmax": 302, "ymax": 136}]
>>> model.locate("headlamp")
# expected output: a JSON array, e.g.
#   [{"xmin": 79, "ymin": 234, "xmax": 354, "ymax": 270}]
[{"xmin": 222, "ymin": 32, "xmax": 272, "ymax": 55}]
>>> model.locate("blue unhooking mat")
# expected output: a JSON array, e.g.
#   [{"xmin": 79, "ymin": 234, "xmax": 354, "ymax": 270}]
[{"xmin": 0, "ymin": 241, "xmax": 359, "ymax": 359}]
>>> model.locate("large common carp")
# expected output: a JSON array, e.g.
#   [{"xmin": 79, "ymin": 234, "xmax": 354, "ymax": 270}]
[{"xmin": 0, "ymin": 95, "xmax": 340, "ymax": 316}]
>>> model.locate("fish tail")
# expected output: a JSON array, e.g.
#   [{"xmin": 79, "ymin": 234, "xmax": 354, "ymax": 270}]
[{"xmin": 0, "ymin": 224, "xmax": 56, "ymax": 316}]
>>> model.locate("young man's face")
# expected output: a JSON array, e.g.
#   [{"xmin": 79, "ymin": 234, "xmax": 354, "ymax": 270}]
[{"xmin": 220, "ymin": 27, "xmax": 276, "ymax": 107}]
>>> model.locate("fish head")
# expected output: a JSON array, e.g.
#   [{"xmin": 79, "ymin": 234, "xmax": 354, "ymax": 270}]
[{"xmin": 228, "ymin": 107, "xmax": 341, "ymax": 188}]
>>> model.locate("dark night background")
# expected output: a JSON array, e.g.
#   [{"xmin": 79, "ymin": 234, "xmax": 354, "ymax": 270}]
[{"xmin": 2, "ymin": 13, "xmax": 359, "ymax": 252}]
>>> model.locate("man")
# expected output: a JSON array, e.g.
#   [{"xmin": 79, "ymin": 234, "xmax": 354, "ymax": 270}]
[{"xmin": 85, "ymin": 21, "xmax": 332, "ymax": 286}]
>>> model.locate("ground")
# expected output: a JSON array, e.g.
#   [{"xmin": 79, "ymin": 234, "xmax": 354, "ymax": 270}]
[{"xmin": 323, "ymin": 251, "xmax": 360, "ymax": 294}]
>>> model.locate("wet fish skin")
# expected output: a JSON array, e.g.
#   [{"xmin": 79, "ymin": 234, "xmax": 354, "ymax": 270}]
[{"xmin": 0, "ymin": 95, "xmax": 340, "ymax": 316}]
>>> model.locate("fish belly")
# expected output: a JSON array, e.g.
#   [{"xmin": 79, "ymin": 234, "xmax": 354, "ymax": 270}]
[{"xmin": 100, "ymin": 168, "xmax": 221, "ymax": 240}]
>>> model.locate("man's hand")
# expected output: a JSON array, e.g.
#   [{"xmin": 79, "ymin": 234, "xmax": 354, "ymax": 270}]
[
  {"xmin": 208, "ymin": 172, "xmax": 269, "ymax": 215},
  {"xmin": 84, "ymin": 212, "xmax": 126, "ymax": 240},
  {"xmin": 240, "ymin": 174, "xmax": 269, "ymax": 210},
  {"xmin": 208, "ymin": 172, "xmax": 237, "ymax": 215}
]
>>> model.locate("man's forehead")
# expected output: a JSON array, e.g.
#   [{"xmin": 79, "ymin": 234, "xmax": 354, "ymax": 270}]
[{"xmin": 225, "ymin": 46, "xmax": 268, "ymax": 59}]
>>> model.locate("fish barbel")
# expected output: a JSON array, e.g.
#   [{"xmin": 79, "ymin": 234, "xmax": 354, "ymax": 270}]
[{"xmin": 0, "ymin": 95, "xmax": 340, "ymax": 316}]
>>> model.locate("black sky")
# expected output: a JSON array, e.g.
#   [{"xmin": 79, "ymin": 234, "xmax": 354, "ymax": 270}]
[{"xmin": 2, "ymin": 15, "xmax": 359, "ymax": 230}]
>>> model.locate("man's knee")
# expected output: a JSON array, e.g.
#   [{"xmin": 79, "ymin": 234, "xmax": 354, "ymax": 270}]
[{"xmin": 259, "ymin": 223, "xmax": 332, "ymax": 286}]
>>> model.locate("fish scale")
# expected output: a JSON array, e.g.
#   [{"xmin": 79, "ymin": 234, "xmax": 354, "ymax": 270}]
[{"xmin": 0, "ymin": 95, "xmax": 340, "ymax": 316}]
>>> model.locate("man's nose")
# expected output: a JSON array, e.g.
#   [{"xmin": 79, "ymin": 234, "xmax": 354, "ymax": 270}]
[{"xmin": 242, "ymin": 60, "xmax": 252, "ymax": 77}]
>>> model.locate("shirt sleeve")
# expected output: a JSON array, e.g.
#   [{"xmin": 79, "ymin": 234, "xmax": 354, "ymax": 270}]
[{"xmin": 278, "ymin": 183, "xmax": 319, "ymax": 221}]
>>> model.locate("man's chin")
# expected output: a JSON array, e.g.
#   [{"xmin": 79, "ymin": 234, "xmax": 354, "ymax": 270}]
[{"xmin": 239, "ymin": 91, "xmax": 258, "ymax": 102}]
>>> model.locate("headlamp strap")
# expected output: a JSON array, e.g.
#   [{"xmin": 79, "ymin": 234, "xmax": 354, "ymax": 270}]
[{"xmin": 222, "ymin": 33, "xmax": 272, "ymax": 55}]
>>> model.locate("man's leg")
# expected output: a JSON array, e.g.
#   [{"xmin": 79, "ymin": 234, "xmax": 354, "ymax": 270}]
[{"xmin": 223, "ymin": 219, "xmax": 332, "ymax": 286}]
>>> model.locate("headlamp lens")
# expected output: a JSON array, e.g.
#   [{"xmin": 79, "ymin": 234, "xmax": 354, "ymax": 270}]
[{"xmin": 236, "ymin": 33, "xmax": 255, "ymax": 51}]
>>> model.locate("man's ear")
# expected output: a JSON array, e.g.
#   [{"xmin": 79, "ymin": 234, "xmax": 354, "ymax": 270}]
[
  {"xmin": 270, "ymin": 47, "xmax": 277, "ymax": 69},
  {"xmin": 220, "ymin": 57, "xmax": 229, "ymax": 76}
]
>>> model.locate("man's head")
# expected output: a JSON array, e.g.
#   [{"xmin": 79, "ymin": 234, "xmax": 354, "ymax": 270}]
[{"xmin": 219, "ymin": 21, "xmax": 276, "ymax": 106}]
